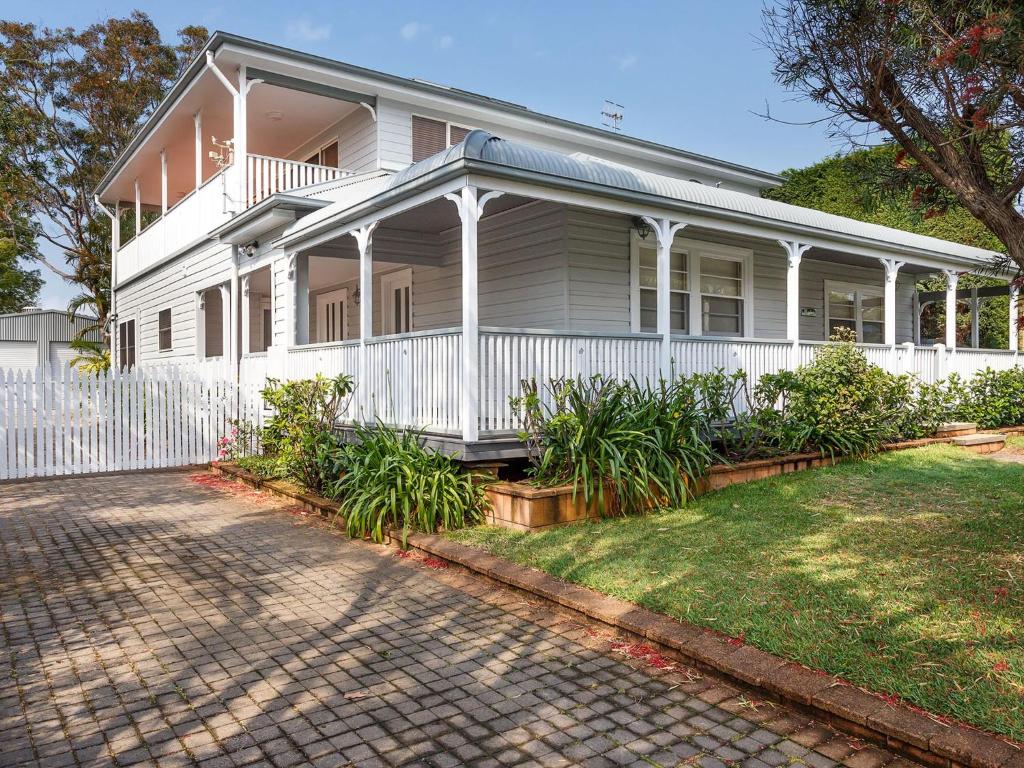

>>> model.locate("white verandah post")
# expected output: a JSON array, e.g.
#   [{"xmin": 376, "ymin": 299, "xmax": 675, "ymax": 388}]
[
  {"xmin": 641, "ymin": 217, "xmax": 687, "ymax": 381},
  {"xmin": 879, "ymin": 258, "xmax": 905, "ymax": 348},
  {"xmin": 1010, "ymin": 283, "xmax": 1019, "ymax": 353},
  {"xmin": 240, "ymin": 275, "xmax": 251, "ymax": 357},
  {"xmin": 446, "ymin": 186, "xmax": 503, "ymax": 442},
  {"xmin": 194, "ymin": 111, "xmax": 203, "ymax": 191},
  {"xmin": 944, "ymin": 269, "xmax": 959, "ymax": 349},
  {"xmin": 779, "ymin": 240, "xmax": 810, "ymax": 368},
  {"xmin": 351, "ymin": 223, "xmax": 378, "ymax": 422}
]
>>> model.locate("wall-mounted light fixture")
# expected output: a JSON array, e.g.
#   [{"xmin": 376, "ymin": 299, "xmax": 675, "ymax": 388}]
[
  {"xmin": 353, "ymin": 286, "xmax": 361, "ymax": 306},
  {"xmin": 238, "ymin": 241, "xmax": 259, "ymax": 258},
  {"xmin": 631, "ymin": 216, "xmax": 651, "ymax": 240}
]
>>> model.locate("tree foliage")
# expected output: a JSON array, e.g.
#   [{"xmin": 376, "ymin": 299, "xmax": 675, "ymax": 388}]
[
  {"xmin": 766, "ymin": 143, "xmax": 1010, "ymax": 346},
  {"xmin": 762, "ymin": 1, "xmax": 1024, "ymax": 275},
  {"xmin": 0, "ymin": 238, "xmax": 42, "ymax": 313},
  {"xmin": 0, "ymin": 14, "xmax": 206, "ymax": 338}
]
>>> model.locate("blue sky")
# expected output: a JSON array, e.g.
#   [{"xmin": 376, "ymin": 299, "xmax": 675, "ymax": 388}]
[{"xmin": 19, "ymin": 0, "xmax": 838, "ymax": 308}]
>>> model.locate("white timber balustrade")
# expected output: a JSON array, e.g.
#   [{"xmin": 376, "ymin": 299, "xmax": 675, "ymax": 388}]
[
  {"xmin": 248, "ymin": 155, "xmax": 348, "ymax": 206},
  {"xmin": 641, "ymin": 216, "xmax": 689, "ymax": 380},
  {"xmin": 446, "ymin": 186, "xmax": 503, "ymax": 441},
  {"xmin": 481, "ymin": 329, "xmax": 662, "ymax": 432}
]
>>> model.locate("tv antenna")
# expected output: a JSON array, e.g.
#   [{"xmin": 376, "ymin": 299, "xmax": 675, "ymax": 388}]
[{"xmin": 601, "ymin": 100, "xmax": 624, "ymax": 132}]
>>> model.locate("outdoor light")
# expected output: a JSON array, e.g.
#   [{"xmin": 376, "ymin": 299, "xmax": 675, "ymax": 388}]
[
  {"xmin": 632, "ymin": 216, "xmax": 651, "ymax": 240},
  {"xmin": 353, "ymin": 286, "xmax": 361, "ymax": 305}
]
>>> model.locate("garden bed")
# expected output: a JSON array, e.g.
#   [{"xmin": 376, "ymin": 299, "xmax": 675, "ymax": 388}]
[
  {"xmin": 449, "ymin": 443, "xmax": 1024, "ymax": 742},
  {"xmin": 487, "ymin": 431, "xmax": 1009, "ymax": 530}
]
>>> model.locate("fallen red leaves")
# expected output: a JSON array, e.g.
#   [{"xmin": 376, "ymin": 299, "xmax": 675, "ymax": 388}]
[
  {"xmin": 392, "ymin": 550, "xmax": 451, "ymax": 570},
  {"xmin": 610, "ymin": 640, "xmax": 676, "ymax": 671}
]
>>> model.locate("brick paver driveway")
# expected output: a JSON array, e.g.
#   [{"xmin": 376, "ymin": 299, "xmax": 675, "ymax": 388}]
[{"xmin": 1, "ymin": 472, "xmax": 914, "ymax": 768}]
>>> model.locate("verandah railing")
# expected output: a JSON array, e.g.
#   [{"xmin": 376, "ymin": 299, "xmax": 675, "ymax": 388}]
[{"xmin": 278, "ymin": 330, "xmax": 1022, "ymax": 439}]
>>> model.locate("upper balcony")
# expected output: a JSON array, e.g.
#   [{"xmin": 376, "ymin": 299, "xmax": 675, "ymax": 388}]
[{"xmin": 101, "ymin": 56, "xmax": 379, "ymax": 284}]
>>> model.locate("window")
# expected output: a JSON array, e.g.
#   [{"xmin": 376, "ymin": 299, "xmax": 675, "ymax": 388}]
[
  {"xmin": 701, "ymin": 256, "xmax": 745, "ymax": 336},
  {"xmin": 158, "ymin": 308, "xmax": 172, "ymax": 351},
  {"xmin": 305, "ymin": 140, "xmax": 339, "ymax": 167},
  {"xmin": 411, "ymin": 116, "xmax": 474, "ymax": 162},
  {"xmin": 825, "ymin": 282, "xmax": 884, "ymax": 343},
  {"xmin": 631, "ymin": 235, "xmax": 751, "ymax": 337},
  {"xmin": 381, "ymin": 269, "xmax": 412, "ymax": 334},
  {"xmin": 118, "ymin": 319, "xmax": 136, "ymax": 370},
  {"xmin": 635, "ymin": 243, "xmax": 688, "ymax": 334}
]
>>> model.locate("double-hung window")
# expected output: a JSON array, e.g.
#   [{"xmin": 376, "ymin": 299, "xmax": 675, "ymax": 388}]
[
  {"xmin": 158, "ymin": 308, "xmax": 172, "ymax": 351},
  {"xmin": 631, "ymin": 235, "xmax": 751, "ymax": 337},
  {"xmin": 700, "ymin": 256, "xmax": 745, "ymax": 336},
  {"xmin": 825, "ymin": 282, "xmax": 884, "ymax": 343}
]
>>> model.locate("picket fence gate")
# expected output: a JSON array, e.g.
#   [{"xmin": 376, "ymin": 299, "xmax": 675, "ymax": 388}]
[{"xmin": 0, "ymin": 364, "xmax": 263, "ymax": 481}]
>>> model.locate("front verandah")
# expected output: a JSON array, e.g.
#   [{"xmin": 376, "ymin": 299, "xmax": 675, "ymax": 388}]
[{"xmin": 260, "ymin": 179, "xmax": 1022, "ymax": 451}]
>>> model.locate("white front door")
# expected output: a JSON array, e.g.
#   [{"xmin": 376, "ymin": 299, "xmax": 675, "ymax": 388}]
[
  {"xmin": 316, "ymin": 288, "xmax": 348, "ymax": 343},
  {"xmin": 381, "ymin": 268, "xmax": 412, "ymax": 335}
]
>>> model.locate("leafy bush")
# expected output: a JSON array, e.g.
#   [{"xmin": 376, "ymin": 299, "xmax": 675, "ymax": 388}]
[
  {"xmin": 324, "ymin": 423, "xmax": 487, "ymax": 545},
  {"xmin": 515, "ymin": 376, "xmax": 715, "ymax": 515},
  {"xmin": 260, "ymin": 374, "xmax": 354, "ymax": 493},
  {"xmin": 956, "ymin": 367, "xmax": 1024, "ymax": 428},
  {"xmin": 752, "ymin": 335, "xmax": 907, "ymax": 456}
]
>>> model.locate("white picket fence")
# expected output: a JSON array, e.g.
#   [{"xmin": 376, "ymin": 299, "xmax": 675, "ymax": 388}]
[{"xmin": 0, "ymin": 364, "xmax": 262, "ymax": 481}]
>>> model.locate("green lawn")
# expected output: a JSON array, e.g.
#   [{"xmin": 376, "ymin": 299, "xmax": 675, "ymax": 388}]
[{"xmin": 449, "ymin": 444, "xmax": 1024, "ymax": 740}]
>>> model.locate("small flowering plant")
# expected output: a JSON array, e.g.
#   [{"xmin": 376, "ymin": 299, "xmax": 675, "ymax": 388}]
[{"xmin": 216, "ymin": 419, "xmax": 258, "ymax": 461}]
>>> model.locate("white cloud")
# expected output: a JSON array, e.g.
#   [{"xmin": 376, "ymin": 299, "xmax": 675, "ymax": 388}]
[
  {"xmin": 287, "ymin": 16, "xmax": 331, "ymax": 42},
  {"xmin": 437, "ymin": 34, "xmax": 454, "ymax": 49},
  {"xmin": 615, "ymin": 53, "xmax": 638, "ymax": 71},
  {"xmin": 400, "ymin": 21, "xmax": 422, "ymax": 41}
]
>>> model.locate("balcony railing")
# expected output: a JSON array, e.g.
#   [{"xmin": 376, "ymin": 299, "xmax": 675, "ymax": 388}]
[
  {"xmin": 117, "ymin": 167, "xmax": 232, "ymax": 283},
  {"xmin": 247, "ymin": 154, "xmax": 350, "ymax": 206}
]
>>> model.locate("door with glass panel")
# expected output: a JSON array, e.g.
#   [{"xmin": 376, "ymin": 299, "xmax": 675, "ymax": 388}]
[
  {"xmin": 316, "ymin": 288, "xmax": 348, "ymax": 343},
  {"xmin": 381, "ymin": 269, "xmax": 412, "ymax": 335}
]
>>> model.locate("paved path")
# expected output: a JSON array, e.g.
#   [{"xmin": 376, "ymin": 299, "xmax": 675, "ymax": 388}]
[{"xmin": 0, "ymin": 472, "xmax": 916, "ymax": 768}]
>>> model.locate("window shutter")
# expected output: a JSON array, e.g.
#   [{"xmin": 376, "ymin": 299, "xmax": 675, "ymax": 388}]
[
  {"xmin": 449, "ymin": 125, "xmax": 471, "ymax": 146},
  {"xmin": 412, "ymin": 116, "xmax": 446, "ymax": 162}
]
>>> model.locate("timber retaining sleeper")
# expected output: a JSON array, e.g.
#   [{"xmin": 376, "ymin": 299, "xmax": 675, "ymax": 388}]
[{"xmin": 206, "ymin": 461, "xmax": 1024, "ymax": 768}]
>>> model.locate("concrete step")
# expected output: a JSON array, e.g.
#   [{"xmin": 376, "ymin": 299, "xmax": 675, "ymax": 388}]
[
  {"xmin": 951, "ymin": 433, "xmax": 1006, "ymax": 454},
  {"xmin": 937, "ymin": 422, "xmax": 977, "ymax": 437}
]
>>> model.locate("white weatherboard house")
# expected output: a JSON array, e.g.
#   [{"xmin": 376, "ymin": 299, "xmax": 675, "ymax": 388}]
[{"xmin": 97, "ymin": 32, "xmax": 1021, "ymax": 459}]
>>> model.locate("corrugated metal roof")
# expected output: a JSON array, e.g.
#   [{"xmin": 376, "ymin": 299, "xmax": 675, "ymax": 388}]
[
  {"xmin": 387, "ymin": 131, "xmax": 999, "ymax": 264},
  {"xmin": 0, "ymin": 311, "xmax": 99, "ymax": 343}
]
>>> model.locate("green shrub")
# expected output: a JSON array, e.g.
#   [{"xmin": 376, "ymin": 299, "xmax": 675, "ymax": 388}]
[
  {"xmin": 515, "ymin": 376, "xmax": 715, "ymax": 515},
  {"xmin": 752, "ymin": 336, "xmax": 906, "ymax": 457},
  {"xmin": 957, "ymin": 367, "xmax": 1024, "ymax": 428},
  {"xmin": 324, "ymin": 423, "xmax": 487, "ymax": 545},
  {"xmin": 260, "ymin": 374, "xmax": 354, "ymax": 493}
]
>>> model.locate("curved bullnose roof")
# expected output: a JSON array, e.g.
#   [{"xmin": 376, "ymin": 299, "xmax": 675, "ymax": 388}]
[{"xmin": 387, "ymin": 130, "xmax": 1000, "ymax": 265}]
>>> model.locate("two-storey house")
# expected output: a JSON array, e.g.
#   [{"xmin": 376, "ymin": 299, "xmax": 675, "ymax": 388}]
[{"xmin": 97, "ymin": 32, "xmax": 1020, "ymax": 458}]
